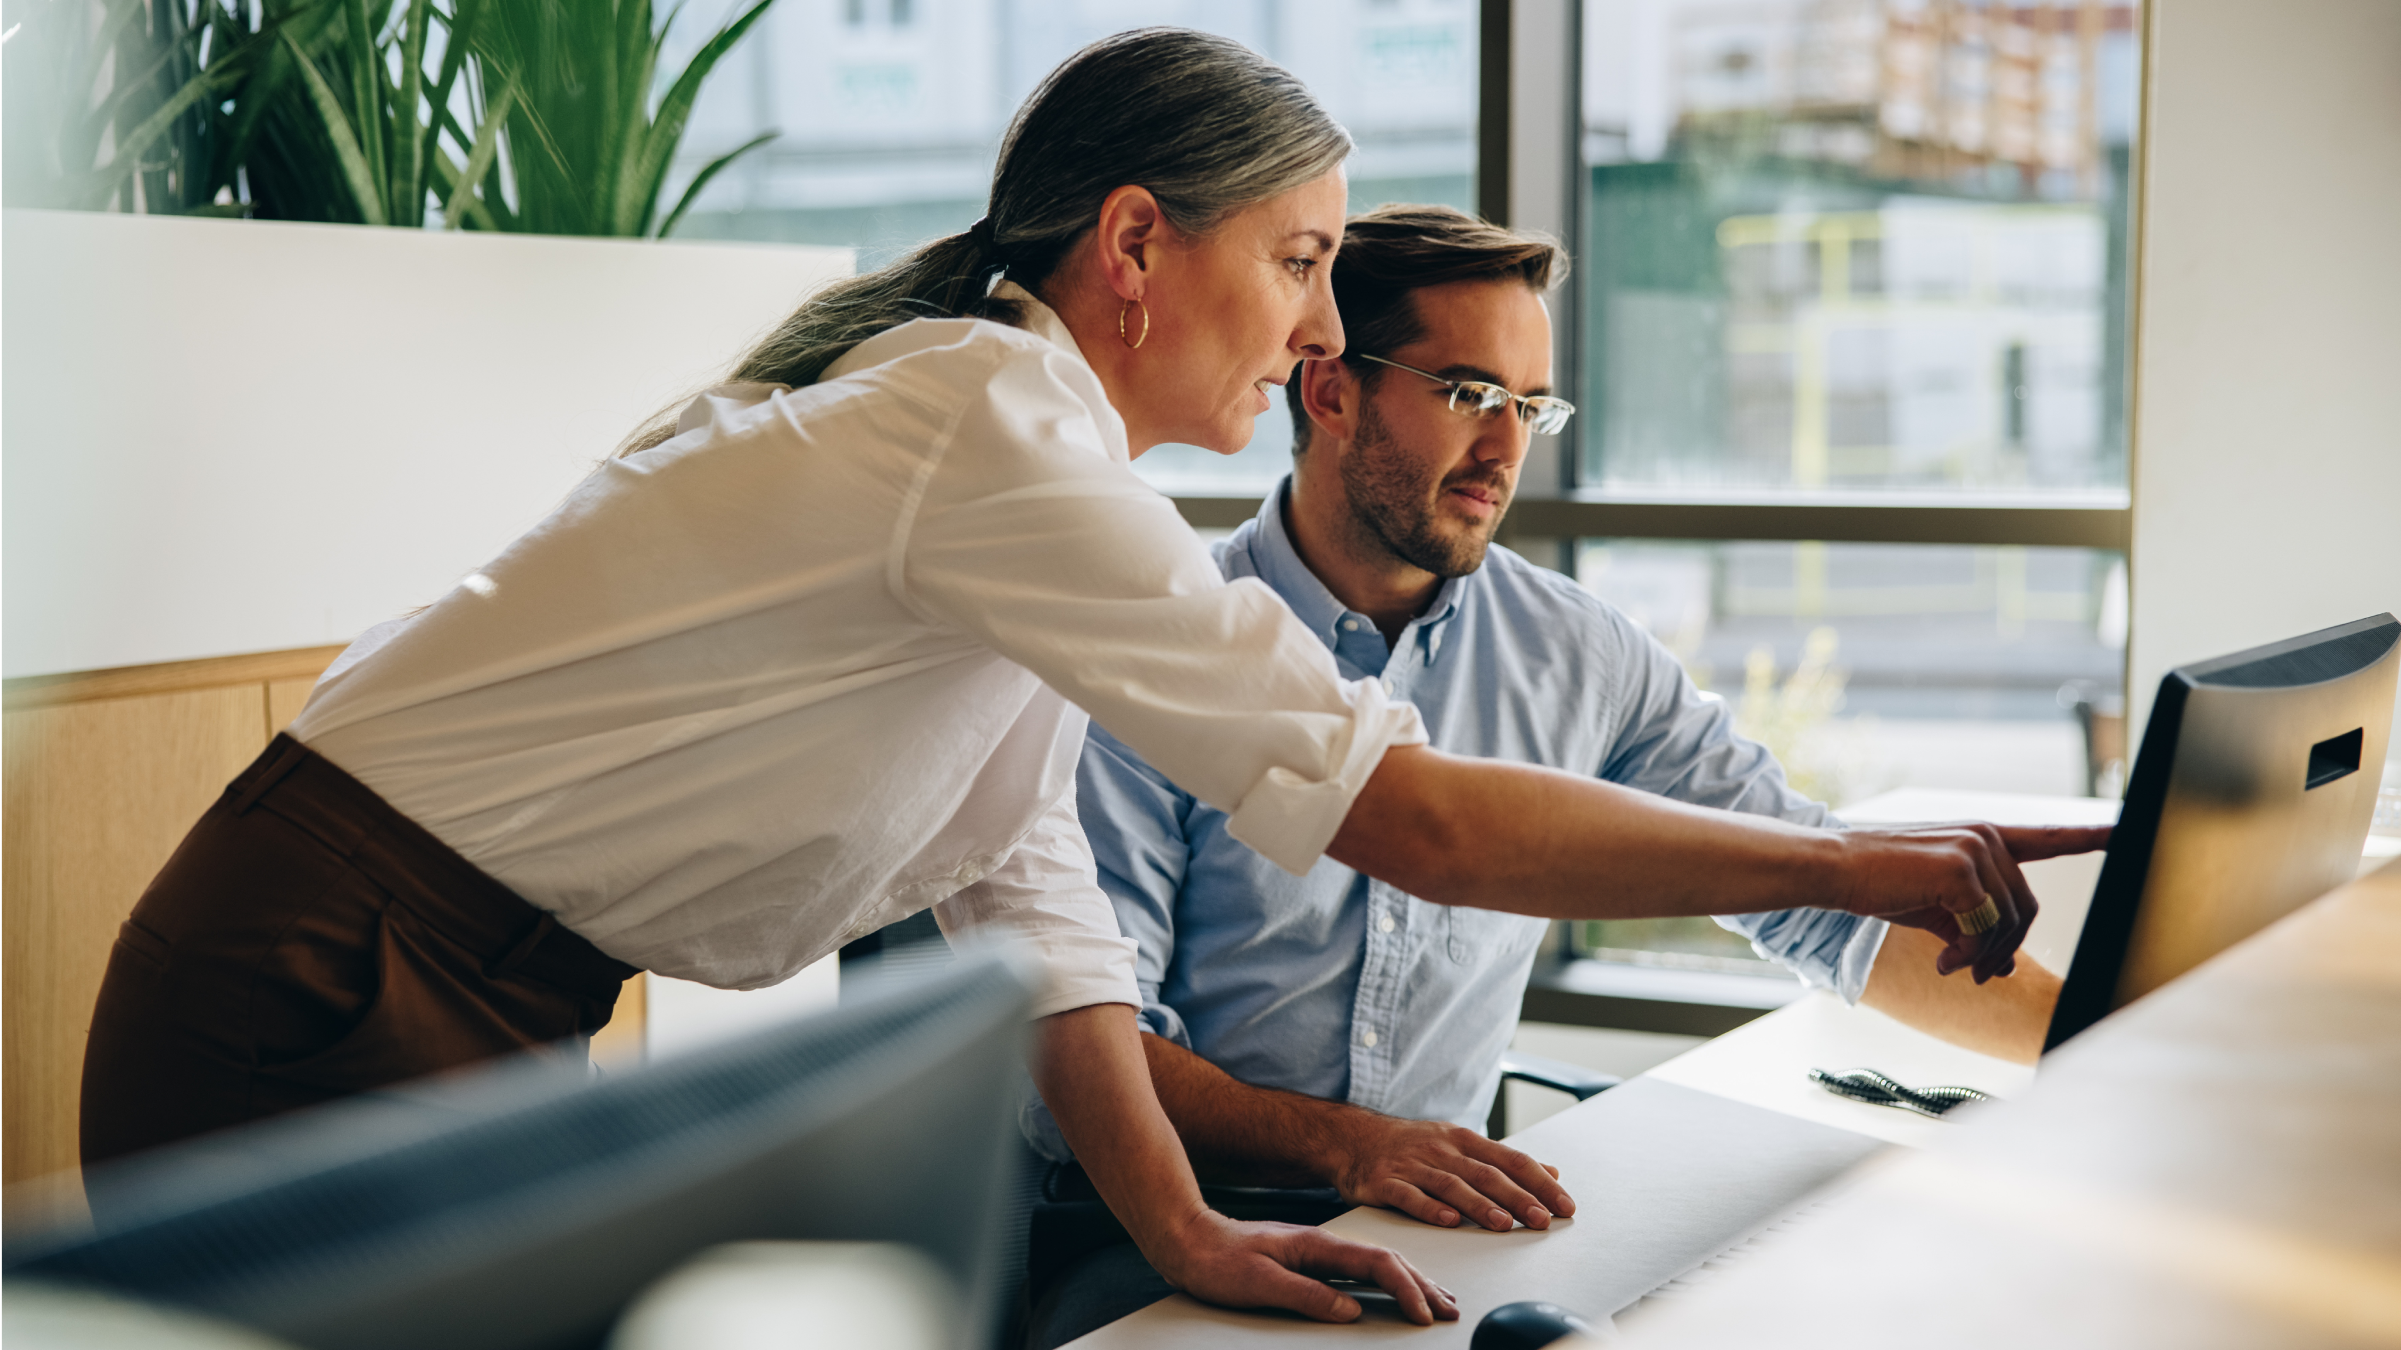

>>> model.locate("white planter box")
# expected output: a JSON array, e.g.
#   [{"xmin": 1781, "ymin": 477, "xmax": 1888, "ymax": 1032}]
[{"xmin": 1, "ymin": 209, "xmax": 852, "ymax": 678}]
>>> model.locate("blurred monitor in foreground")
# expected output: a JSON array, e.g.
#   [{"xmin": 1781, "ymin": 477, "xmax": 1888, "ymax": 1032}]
[
  {"xmin": 2046, "ymin": 613, "xmax": 2399, "ymax": 1050},
  {"xmin": 6, "ymin": 952, "xmax": 1033, "ymax": 1350}
]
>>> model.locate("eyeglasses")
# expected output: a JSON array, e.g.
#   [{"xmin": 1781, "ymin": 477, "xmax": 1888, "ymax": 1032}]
[{"xmin": 1351, "ymin": 353, "xmax": 1576, "ymax": 436}]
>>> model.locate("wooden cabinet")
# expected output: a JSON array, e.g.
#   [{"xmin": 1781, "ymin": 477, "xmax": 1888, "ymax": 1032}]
[
  {"xmin": 3, "ymin": 642, "xmax": 647, "ymax": 1201},
  {"xmin": 3, "ymin": 645, "xmax": 342, "ymax": 1192}
]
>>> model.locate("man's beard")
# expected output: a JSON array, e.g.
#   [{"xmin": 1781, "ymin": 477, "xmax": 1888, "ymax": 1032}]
[{"xmin": 1336, "ymin": 395, "xmax": 1513, "ymax": 579}]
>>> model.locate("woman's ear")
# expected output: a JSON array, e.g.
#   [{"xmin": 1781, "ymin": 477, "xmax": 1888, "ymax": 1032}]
[
  {"xmin": 1092, "ymin": 185, "xmax": 1164, "ymax": 300},
  {"xmin": 1300, "ymin": 356, "xmax": 1362, "ymax": 448}
]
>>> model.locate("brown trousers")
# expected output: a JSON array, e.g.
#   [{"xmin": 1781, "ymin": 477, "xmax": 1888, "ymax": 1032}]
[{"xmin": 80, "ymin": 735, "xmax": 641, "ymax": 1168}]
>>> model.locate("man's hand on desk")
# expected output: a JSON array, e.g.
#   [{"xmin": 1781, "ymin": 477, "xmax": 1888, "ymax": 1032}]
[
  {"xmin": 1834, "ymin": 823, "xmax": 2111, "ymax": 984},
  {"xmin": 1143, "ymin": 1034, "xmax": 1572, "ymax": 1234},
  {"xmin": 1038, "ymin": 1004, "xmax": 1458, "ymax": 1326},
  {"xmin": 1319, "ymin": 1114, "xmax": 1573, "ymax": 1234}
]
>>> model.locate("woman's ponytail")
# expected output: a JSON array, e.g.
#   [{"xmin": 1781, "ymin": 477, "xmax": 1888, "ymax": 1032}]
[{"xmin": 729, "ymin": 228, "xmax": 1010, "ymax": 389}]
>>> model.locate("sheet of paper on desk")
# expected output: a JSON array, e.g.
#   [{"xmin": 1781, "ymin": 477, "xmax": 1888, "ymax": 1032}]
[
  {"xmin": 1061, "ymin": 1078, "xmax": 1888, "ymax": 1348},
  {"xmin": 1645, "ymin": 992, "xmax": 2039, "ymax": 1149}
]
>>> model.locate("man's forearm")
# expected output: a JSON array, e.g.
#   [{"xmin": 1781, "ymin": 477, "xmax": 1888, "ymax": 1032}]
[
  {"xmin": 1143, "ymin": 1032, "xmax": 1357, "ymax": 1187},
  {"xmin": 1860, "ymin": 925, "xmax": 2061, "ymax": 1063}
]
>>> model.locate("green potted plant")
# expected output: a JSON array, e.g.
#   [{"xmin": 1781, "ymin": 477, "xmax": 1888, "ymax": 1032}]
[{"xmin": 1, "ymin": 0, "xmax": 779, "ymax": 237}]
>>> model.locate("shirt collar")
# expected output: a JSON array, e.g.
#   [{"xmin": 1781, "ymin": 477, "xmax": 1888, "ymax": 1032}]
[
  {"xmin": 1246, "ymin": 481, "xmax": 1349, "ymax": 645},
  {"xmin": 1242, "ymin": 478, "xmax": 1470, "ymax": 656},
  {"xmin": 991, "ymin": 279, "xmax": 1084, "ymax": 362}
]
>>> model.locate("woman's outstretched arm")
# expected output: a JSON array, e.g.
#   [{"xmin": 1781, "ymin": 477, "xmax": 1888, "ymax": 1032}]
[{"xmin": 1329, "ymin": 746, "xmax": 2111, "ymax": 984}]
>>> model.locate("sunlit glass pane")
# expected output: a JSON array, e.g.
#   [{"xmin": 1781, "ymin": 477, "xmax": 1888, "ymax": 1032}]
[
  {"xmin": 1579, "ymin": 0, "xmax": 2142, "ymax": 499},
  {"xmin": 1577, "ymin": 538, "xmax": 2129, "ymax": 804}
]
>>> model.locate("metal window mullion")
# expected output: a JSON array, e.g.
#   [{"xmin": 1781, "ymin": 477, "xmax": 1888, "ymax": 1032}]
[
  {"xmin": 1168, "ymin": 496, "xmax": 2131, "ymax": 553},
  {"xmin": 1478, "ymin": 0, "xmax": 1584, "ymax": 565},
  {"xmin": 1498, "ymin": 500, "xmax": 2131, "ymax": 551}
]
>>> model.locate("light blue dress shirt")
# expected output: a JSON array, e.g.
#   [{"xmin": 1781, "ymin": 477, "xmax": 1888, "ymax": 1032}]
[{"xmin": 1026, "ymin": 484, "xmax": 1883, "ymax": 1157}]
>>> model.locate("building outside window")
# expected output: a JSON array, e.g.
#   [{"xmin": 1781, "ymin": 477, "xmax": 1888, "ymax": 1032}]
[{"xmin": 1573, "ymin": 0, "xmax": 2141, "ymax": 972}]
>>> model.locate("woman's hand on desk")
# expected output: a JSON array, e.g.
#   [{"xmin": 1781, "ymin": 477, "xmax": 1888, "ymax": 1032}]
[
  {"xmin": 1833, "ymin": 823, "xmax": 2112, "ymax": 984},
  {"xmin": 1037, "ymin": 1003, "xmax": 1456, "ymax": 1326},
  {"xmin": 1150, "ymin": 1209, "xmax": 1458, "ymax": 1326}
]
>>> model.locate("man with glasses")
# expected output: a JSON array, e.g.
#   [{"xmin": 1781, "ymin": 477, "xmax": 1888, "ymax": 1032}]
[{"xmin": 1018, "ymin": 205, "xmax": 2060, "ymax": 1347}]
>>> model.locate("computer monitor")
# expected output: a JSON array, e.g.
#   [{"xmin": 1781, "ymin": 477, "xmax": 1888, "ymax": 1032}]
[
  {"xmin": 6, "ymin": 951, "xmax": 1034, "ymax": 1350},
  {"xmin": 2044, "ymin": 613, "xmax": 2399, "ymax": 1051}
]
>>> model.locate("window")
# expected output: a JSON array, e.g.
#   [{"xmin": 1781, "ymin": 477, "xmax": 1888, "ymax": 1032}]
[
  {"xmin": 1567, "ymin": 0, "xmax": 2142, "ymax": 976},
  {"xmin": 1582, "ymin": 539, "xmax": 2125, "ymax": 792},
  {"xmin": 1580, "ymin": 0, "xmax": 2140, "ymax": 499}
]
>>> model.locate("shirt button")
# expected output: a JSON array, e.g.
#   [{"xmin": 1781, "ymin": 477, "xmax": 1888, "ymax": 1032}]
[
  {"xmin": 1378, "ymin": 914, "xmax": 1396, "ymax": 933},
  {"xmin": 1341, "ymin": 619, "xmax": 1360, "ymax": 632},
  {"xmin": 1361, "ymin": 1029, "xmax": 1379, "ymax": 1048},
  {"xmin": 1379, "ymin": 676, "xmax": 1395, "ymax": 695}
]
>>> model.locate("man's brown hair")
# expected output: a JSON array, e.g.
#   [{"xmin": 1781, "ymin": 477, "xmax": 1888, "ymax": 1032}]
[{"xmin": 1288, "ymin": 203, "xmax": 1566, "ymax": 453}]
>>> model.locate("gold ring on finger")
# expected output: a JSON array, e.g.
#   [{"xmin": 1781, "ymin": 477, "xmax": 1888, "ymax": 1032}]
[{"xmin": 1957, "ymin": 894, "xmax": 2003, "ymax": 936}]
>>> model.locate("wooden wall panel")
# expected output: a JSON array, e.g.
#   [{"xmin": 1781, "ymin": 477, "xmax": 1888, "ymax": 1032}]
[
  {"xmin": 5, "ymin": 644, "xmax": 346, "ymax": 711},
  {"xmin": 266, "ymin": 675, "xmax": 319, "ymax": 737},
  {"xmin": 590, "ymin": 975, "xmax": 649, "ymax": 1071},
  {"xmin": 2, "ymin": 687, "xmax": 267, "ymax": 1187}
]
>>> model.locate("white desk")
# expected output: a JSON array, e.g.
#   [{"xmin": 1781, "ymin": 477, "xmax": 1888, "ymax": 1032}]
[
  {"xmin": 1066, "ymin": 790, "xmax": 2119, "ymax": 1346},
  {"xmin": 1616, "ymin": 856, "xmax": 2401, "ymax": 1350}
]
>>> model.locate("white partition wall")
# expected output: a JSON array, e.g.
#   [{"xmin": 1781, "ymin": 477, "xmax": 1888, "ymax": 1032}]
[
  {"xmin": 644, "ymin": 961, "xmax": 843, "ymax": 1061},
  {"xmin": 2126, "ymin": 1, "xmax": 2401, "ymax": 742},
  {"xmin": 2, "ymin": 211, "xmax": 852, "ymax": 678}
]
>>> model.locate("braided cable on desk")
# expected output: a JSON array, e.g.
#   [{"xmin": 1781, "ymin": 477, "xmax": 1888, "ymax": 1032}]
[{"xmin": 1808, "ymin": 1067, "xmax": 1992, "ymax": 1118}]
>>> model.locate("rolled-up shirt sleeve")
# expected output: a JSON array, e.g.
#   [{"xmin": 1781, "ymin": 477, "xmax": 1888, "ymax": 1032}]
[
  {"xmin": 930, "ymin": 773, "xmax": 1140, "ymax": 1022},
  {"xmin": 1718, "ymin": 903, "xmax": 1885, "ymax": 1003},
  {"xmin": 1597, "ymin": 613, "xmax": 1887, "ymax": 1002},
  {"xmin": 899, "ymin": 341, "xmax": 1426, "ymax": 876}
]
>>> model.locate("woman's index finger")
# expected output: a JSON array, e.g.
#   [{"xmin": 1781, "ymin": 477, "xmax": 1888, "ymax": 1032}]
[{"xmin": 1996, "ymin": 824, "xmax": 2113, "ymax": 861}]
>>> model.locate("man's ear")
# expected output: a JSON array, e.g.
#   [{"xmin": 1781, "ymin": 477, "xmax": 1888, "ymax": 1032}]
[
  {"xmin": 1300, "ymin": 356, "xmax": 1363, "ymax": 449},
  {"xmin": 1091, "ymin": 185, "xmax": 1164, "ymax": 301}
]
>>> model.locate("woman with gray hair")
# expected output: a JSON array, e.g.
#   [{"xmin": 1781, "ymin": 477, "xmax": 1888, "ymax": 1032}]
[{"xmin": 84, "ymin": 25, "xmax": 2078, "ymax": 1328}]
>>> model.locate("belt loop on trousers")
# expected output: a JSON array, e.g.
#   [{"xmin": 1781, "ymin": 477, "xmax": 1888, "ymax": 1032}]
[
  {"xmin": 487, "ymin": 912, "xmax": 560, "ymax": 980},
  {"xmin": 231, "ymin": 736, "xmax": 313, "ymax": 816}
]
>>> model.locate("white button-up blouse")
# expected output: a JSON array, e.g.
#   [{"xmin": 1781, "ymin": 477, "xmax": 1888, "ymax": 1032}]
[{"xmin": 288, "ymin": 284, "xmax": 1427, "ymax": 1017}]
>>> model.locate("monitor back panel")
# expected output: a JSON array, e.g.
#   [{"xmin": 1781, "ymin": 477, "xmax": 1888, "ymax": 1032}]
[{"xmin": 2047, "ymin": 614, "xmax": 2398, "ymax": 1049}]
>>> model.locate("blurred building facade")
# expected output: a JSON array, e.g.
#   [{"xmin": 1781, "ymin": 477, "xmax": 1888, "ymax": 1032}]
[{"xmin": 664, "ymin": 0, "xmax": 1481, "ymax": 263}]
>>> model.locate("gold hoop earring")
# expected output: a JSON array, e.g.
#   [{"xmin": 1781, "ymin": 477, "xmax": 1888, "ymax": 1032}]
[{"xmin": 1119, "ymin": 297, "xmax": 1150, "ymax": 350}]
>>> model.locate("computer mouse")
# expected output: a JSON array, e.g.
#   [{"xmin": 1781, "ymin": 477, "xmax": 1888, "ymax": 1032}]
[{"xmin": 1470, "ymin": 1300, "xmax": 1603, "ymax": 1349}]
